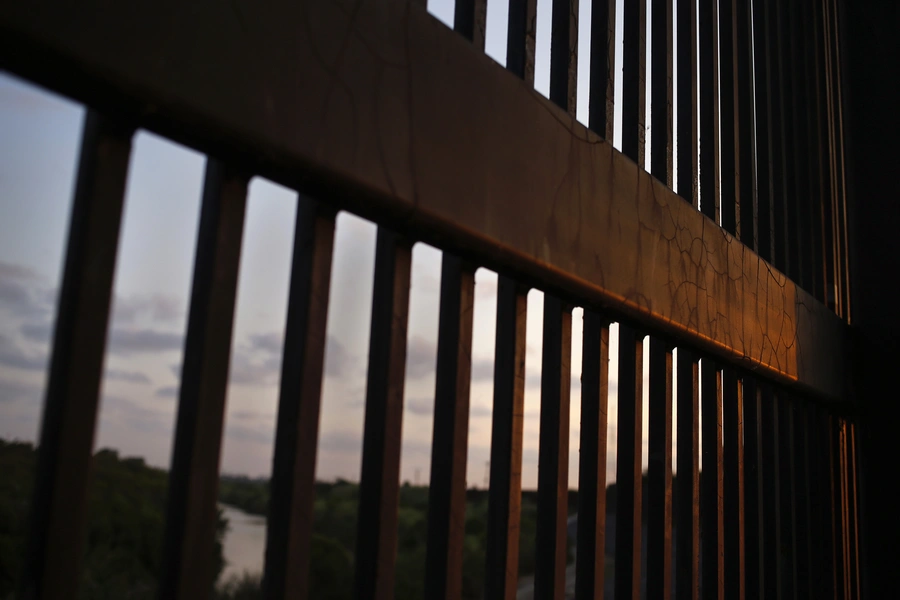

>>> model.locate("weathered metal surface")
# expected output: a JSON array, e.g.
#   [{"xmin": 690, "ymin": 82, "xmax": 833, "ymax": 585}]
[
  {"xmin": 622, "ymin": 0, "xmax": 646, "ymax": 164},
  {"xmin": 0, "ymin": 0, "xmax": 846, "ymax": 400},
  {"xmin": 485, "ymin": 277, "xmax": 528, "ymax": 600},
  {"xmin": 264, "ymin": 198, "xmax": 336, "ymax": 600},
  {"xmin": 588, "ymin": 0, "xmax": 616, "ymax": 140},
  {"xmin": 354, "ymin": 229, "xmax": 412, "ymax": 600},
  {"xmin": 614, "ymin": 324, "xmax": 643, "ymax": 600},
  {"xmin": 700, "ymin": 360, "xmax": 724, "ymax": 600},
  {"xmin": 575, "ymin": 311, "xmax": 610, "ymax": 600},
  {"xmin": 21, "ymin": 112, "xmax": 133, "ymax": 600},
  {"xmin": 646, "ymin": 337, "xmax": 673, "ymax": 600},
  {"xmin": 723, "ymin": 368, "xmax": 745, "ymax": 600},
  {"xmin": 425, "ymin": 255, "xmax": 475, "ymax": 600},
  {"xmin": 535, "ymin": 296, "xmax": 572, "ymax": 600},
  {"xmin": 675, "ymin": 348, "xmax": 700, "ymax": 600},
  {"xmin": 742, "ymin": 379, "xmax": 763, "ymax": 598},
  {"xmin": 161, "ymin": 160, "xmax": 248, "ymax": 600}
]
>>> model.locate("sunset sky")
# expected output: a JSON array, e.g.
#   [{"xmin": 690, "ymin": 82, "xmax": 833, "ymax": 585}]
[{"xmin": 0, "ymin": 0, "xmax": 692, "ymax": 490}]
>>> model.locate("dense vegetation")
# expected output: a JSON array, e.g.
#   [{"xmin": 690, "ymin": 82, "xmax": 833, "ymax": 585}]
[
  {"xmin": 0, "ymin": 440, "xmax": 231, "ymax": 600},
  {"xmin": 3, "ymin": 438, "xmax": 655, "ymax": 599}
]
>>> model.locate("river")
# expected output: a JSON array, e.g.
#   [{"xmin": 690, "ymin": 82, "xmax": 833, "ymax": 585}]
[{"xmin": 219, "ymin": 504, "xmax": 267, "ymax": 584}]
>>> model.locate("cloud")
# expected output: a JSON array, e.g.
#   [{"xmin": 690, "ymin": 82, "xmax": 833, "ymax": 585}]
[
  {"xmin": 247, "ymin": 331, "xmax": 355, "ymax": 379},
  {"xmin": 405, "ymin": 336, "xmax": 436, "ymax": 379},
  {"xmin": 104, "ymin": 368, "xmax": 151, "ymax": 384},
  {"xmin": 0, "ymin": 334, "xmax": 47, "ymax": 371},
  {"xmin": 112, "ymin": 293, "xmax": 183, "ymax": 325},
  {"xmin": 231, "ymin": 410, "xmax": 274, "ymax": 422},
  {"xmin": 405, "ymin": 397, "xmax": 433, "ymax": 416},
  {"xmin": 155, "ymin": 386, "xmax": 179, "ymax": 398},
  {"xmin": 101, "ymin": 395, "xmax": 172, "ymax": 436},
  {"xmin": 0, "ymin": 378, "xmax": 42, "ymax": 404},
  {"xmin": 224, "ymin": 423, "xmax": 273, "ymax": 445},
  {"xmin": 0, "ymin": 262, "xmax": 53, "ymax": 321},
  {"xmin": 20, "ymin": 322, "xmax": 183, "ymax": 356}
]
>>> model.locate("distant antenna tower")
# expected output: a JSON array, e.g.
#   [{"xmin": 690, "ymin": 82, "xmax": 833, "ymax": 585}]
[
  {"xmin": 483, "ymin": 461, "xmax": 490, "ymax": 489},
  {"xmin": 414, "ymin": 468, "xmax": 421, "ymax": 486}
]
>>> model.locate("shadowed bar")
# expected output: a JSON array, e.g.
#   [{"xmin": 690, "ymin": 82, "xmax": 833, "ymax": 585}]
[
  {"xmin": 535, "ymin": 295, "xmax": 573, "ymax": 600},
  {"xmin": 676, "ymin": 0, "xmax": 699, "ymax": 207},
  {"xmin": 614, "ymin": 324, "xmax": 643, "ymax": 600},
  {"xmin": 454, "ymin": 0, "xmax": 487, "ymax": 50},
  {"xmin": 700, "ymin": 359, "xmax": 724, "ymax": 599},
  {"xmin": 576, "ymin": 311, "xmax": 610, "ymax": 600},
  {"xmin": 777, "ymin": 396, "xmax": 796, "ymax": 599},
  {"xmin": 766, "ymin": 0, "xmax": 788, "ymax": 273},
  {"xmin": 752, "ymin": 0, "xmax": 773, "ymax": 261},
  {"xmin": 789, "ymin": 0, "xmax": 812, "ymax": 293},
  {"xmin": 549, "ymin": 0, "xmax": 578, "ymax": 115},
  {"xmin": 719, "ymin": 0, "xmax": 738, "ymax": 235},
  {"xmin": 792, "ymin": 401, "xmax": 813, "ymax": 599},
  {"xmin": 699, "ymin": 0, "xmax": 721, "ymax": 222},
  {"xmin": 647, "ymin": 337, "xmax": 673, "ymax": 600},
  {"xmin": 264, "ymin": 198, "xmax": 336, "ymax": 600},
  {"xmin": 735, "ymin": 0, "xmax": 756, "ymax": 250},
  {"xmin": 800, "ymin": 0, "xmax": 824, "ymax": 303},
  {"xmin": 508, "ymin": 0, "xmax": 538, "ymax": 85},
  {"xmin": 425, "ymin": 255, "xmax": 476, "ymax": 600},
  {"xmin": 160, "ymin": 159, "xmax": 249, "ymax": 600},
  {"xmin": 760, "ymin": 387, "xmax": 781, "ymax": 598},
  {"xmin": 589, "ymin": 0, "xmax": 617, "ymax": 140},
  {"xmin": 650, "ymin": 0, "xmax": 673, "ymax": 186},
  {"xmin": 675, "ymin": 348, "xmax": 700, "ymax": 600},
  {"xmin": 484, "ymin": 277, "xmax": 528, "ymax": 600},
  {"xmin": 742, "ymin": 379, "xmax": 763, "ymax": 598},
  {"xmin": 723, "ymin": 368, "xmax": 745, "ymax": 599},
  {"xmin": 811, "ymin": 0, "xmax": 834, "ymax": 310},
  {"xmin": 622, "ymin": 0, "xmax": 646, "ymax": 164},
  {"xmin": 354, "ymin": 230, "xmax": 412, "ymax": 600},
  {"xmin": 20, "ymin": 111, "xmax": 132, "ymax": 600}
]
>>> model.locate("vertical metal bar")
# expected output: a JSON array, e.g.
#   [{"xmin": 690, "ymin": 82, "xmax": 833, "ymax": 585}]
[
  {"xmin": 353, "ymin": 230, "xmax": 412, "ymax": 600},
  {"xmin": 735, "ymin": 0, "xmax": 756, "ymax": 251},
  {"xmin": 839, "ymin": 422, "xmax": 851, "ymax": 599},
  {"xmin": 760, "ymin": 387, "xmax": 781, "ymax": 599},
  {"xmin": 622, "ymin": 0, "xmax": 647, "ymax": 164},
  {"xmin": 589, "ymin": 0, "xmax": 617, "ymax": 140},
  {"xmin": 20, "ymin": 112, "xmax": 132, "ymax": 600},
  {"xmin": 575, "ymin": 311, "xmax": 610, "ymax": 600},
  {"xmin": 793, "ymin": 400, "xmax": 813, "ymax": 598},
  {"xmin": 699, "ymin": 0, "xmax": 721, "ymax": 223},
  {"xmin": 808, "ymin": 406, "xmax": 830, "ymax": 600},
  {"xmin": 723, "ymin": 368, "xmax": 745, "ymax": 600},
  {"xmin": 647, "ymin": 337, "xmax": 673, "ymax": 600},
  {"xmin": 675, "ymin": 347, "xmax": 700, "ymax": 600},
  {"xmin": 424, "ymin": 255, "xmax": 476, "ymax": 600},
  {"xmin": 766, "ymin": 0, "xmax": 788, "ymax": 274},
  {"xmin": 484, "ymin": 277, "xmax": 528, "ymax": 600},
  {"xmin": 829, "ymin": 0, "xmax": 851, "ymax": 321},
  {"xmin": 812, "ymin": 0, "xmax": 835, "ymax": 311},
  {"xmin": 454, "ymin": 0, "xmax": 488, "ymax": 50},
  {"xmin": 827, "ymin": 414, "xmax": 844, "ymax": 599},
  {"xmin": 719, "ymin": 0, "xmax": 738, "ymax": 235},
  {"xmin": 550, "ymin": 0, "xmax": 579, "ymax": 115},
  {"xmin": 792, "ymin": 401, "xmax": 813, "ymax": 600},
  {"xmin": 822, "ymin": 0, "xmax": 841, "ymax": 317},
  {"xmin": 159, "ymin": 159, "xmax": 249, "ymax": 600},
  {"xmin": 614, "ymin": 324, "xmax": 644, "ymax": 600},
  {"xmin": 849, "ymin": 423, "xmax": 861, "ymax": 600},
  {"xmin": 777, "ymin": 397, "xmax": 796, "ymax": 600},
  {"xmin": 776, "ymin": 0, "xmax": 797, "ymax": 283},
  {"xmin": 651, "ymin": 0, "xmax": 674, "ymax": 187},
  {"xmin": 263, "ymin": 198, "xmax": 336, "ymax": 600},
  {"xmin": 676, "ymin": 0, "xmax": 699, "ymax": 208},
  {"xmin": 508, "ymin": 0, "xmax": 539, "ymax": 85},
  {"xmin": 742, "ymin": 379, "xmax": 763, "ymax": 599},
  {"xmin": 800, "ymin": 0, "xmax": 824, "ymax": 303},
  {"xmin": 700, "ymin": 359, "xmax": 724, "ymax": 600},
  {"xmin": 789, "ymin": 0, "xmax": 812, "ymax": 293},
  {"xmin": 752, "ymin": 0, "xmax": 774, "ymax": 262},
  {"xmin": 535, "ymin": 296, "xmax": 573, "ymax": 600}
]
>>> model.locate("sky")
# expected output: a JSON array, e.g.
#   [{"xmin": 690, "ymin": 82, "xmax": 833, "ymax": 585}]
[{"xmin": 0, "ymin": 0, "xmax": 704, "ymax": 490}]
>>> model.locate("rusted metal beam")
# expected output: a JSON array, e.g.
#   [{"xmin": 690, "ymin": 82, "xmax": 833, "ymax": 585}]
[
  {"xmin": 21, "ymin": 111, "xmax": 132, "ymax": 600},
  {"xmin": 575, "ymin": 310, "xmax": 610, "ymax": 600},
  {"xmin": 675, "ymin": 347, "xmax": 700, "ymax": 600},
  {"xmin": 264, "ymin": 198, "xmax": 336, "ymax": 600},
  {"xmin": 0, "ymin": 0, "xmax": 846, "ymax": 401},
  {"xmin": 160, "ymin": 160, "xmax": 248, "ymax": 600},
  {"xmin": 647, "ymin": 337, "xmax": 673, "ymax": 600}
]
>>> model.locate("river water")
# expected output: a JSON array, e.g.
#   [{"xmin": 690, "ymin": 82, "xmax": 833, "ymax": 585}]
[{"xmin": 219, "ymin": 504, "xmax": 267, "ymax": 583}]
